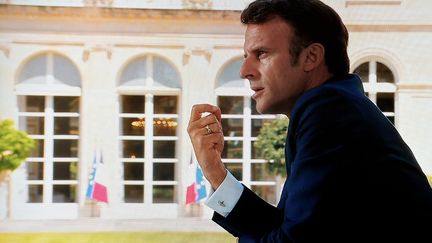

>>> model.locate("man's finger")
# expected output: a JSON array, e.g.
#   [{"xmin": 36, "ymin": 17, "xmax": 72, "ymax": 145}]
[
  {"xmin": 189, "ymin": 104, "xmax": 220, "ymax": 123},
  {"xmin": 212, "ymin": 107, "xmax": 222, "ymax": 124}
]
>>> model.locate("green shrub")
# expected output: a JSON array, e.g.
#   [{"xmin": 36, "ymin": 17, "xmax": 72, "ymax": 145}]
[
  {"xmin": 254, "ymin": 117, "xmax": 289, "ymax": 177},
  {"xmin": 0, "ymin": 119, "xmax": 34, "ymax": 171}
]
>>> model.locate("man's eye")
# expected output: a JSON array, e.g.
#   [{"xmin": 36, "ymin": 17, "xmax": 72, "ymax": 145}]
[{"xmin": 257, "ymin": 51, "xmax": 266, "ymax": 59}]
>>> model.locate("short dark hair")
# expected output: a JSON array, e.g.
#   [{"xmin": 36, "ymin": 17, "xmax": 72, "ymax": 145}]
[{"xmin": 241, "ymin": 0, "xmax": 350, "ymax": 76}]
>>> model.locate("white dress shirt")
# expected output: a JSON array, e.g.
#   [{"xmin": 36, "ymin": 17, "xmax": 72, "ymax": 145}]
[{"xmin": 205, "ymin": 170, "xmax": 244, "ymax": 217}]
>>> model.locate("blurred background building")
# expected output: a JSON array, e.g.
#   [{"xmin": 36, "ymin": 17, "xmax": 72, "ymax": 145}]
[{"xmin": 0, "ymin": 0, "xmax": 431, "ymax": 220}]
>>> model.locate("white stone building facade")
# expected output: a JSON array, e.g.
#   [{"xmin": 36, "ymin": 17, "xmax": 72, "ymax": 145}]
[{"xmin": 0, "ymin": 0, "xmax": 431, "ymax": 220}]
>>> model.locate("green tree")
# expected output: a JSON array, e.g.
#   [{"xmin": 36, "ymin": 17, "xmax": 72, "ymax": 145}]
[
  {"xmin": 0, "ymin": 119, "xmax": 34, "ymax": 172},
  {"xmin": 254, "ymin": 117, "xmax": 289, "ymax": 177}
]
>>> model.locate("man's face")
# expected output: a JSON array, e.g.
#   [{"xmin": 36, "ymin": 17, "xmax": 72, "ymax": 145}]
[{"xmin": 241, "ymin": 17, "xmax": 308, "ymax": 115}]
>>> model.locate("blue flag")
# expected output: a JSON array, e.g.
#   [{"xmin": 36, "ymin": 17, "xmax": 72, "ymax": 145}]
[
  {"xmin": 86, "ymin": 154, "xmax": 97, "ymax": 199},
  {"xmin": 195, "ymin": 166, "xmax": 207, "ymax": 201}
]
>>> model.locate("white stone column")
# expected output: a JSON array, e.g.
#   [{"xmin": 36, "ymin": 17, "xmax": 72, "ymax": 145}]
[
  {"xmin": 397, "ymin": 83, "xmax": 432, "ymax": 176},
  {"xmin": 80, "ymin": 45, "xmax": 119, "ymax": 217},
  {"xmin": 180, "ymin": 44, "xmax": 216, "ymax": 217}
]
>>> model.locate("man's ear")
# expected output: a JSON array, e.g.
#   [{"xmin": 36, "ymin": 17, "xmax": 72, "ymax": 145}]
[{"xmin": 303, "ymin": 43, "xmax": 325, "ymax": 72}]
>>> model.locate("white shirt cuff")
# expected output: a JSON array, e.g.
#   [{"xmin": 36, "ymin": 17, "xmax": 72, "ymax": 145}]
[{"xmin": 205, "ymin": 170, "xmax": 244, "ymax": 217}]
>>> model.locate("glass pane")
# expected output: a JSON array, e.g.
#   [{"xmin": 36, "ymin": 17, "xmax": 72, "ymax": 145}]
[
  {"xmin": 222, "ymin": 118, "xmax": 243, "ymax": 137},
  {"xmin": 252, "ymin": 119, "xmax": 274, "ymax": 137},
  {"xmin": 30, "ymin": 139, "xmax": 44, "ymax": 157},
  {"xmin": 21, "ymin": 117, "xmax": 44, "ymax": 135},
  {"xmin": 54, "ymin": 117, "xmax": 79, "ymax": 135},
  {"xmin": 218, "ymin": 96, "xmax": 243, "ymax": 114},
  {"xmin": 53, "ymin": 185, "xmax": 76, "ymax": 203},
  {"xmin": 53, "ymin": 162, "xmax": 78, "ymax": 180},
  {"xmin": 20, "ymin": 55, "xmax": 47, "ymax": 83},
  {"xmin": 122, "ymin": 96, "xmax": 144, "ymax": 113},
  {"xmin": 225, "ymin": 163, "xmax": 242, "ymax": 180},
  {"xmin": 252, "ymin": 141, "xmax": 263, "ymax": 159},
  {"xmin": 222, "ymin": 141, "xmax": 243, "ymax": 159},
  {"xmin": 54, "ymin": 97, "xmax": 79, "ymax": 112},
  {"xmin": 354, "ymin": 62, "xmax": 369, "ymax": 83},
  {"xmin": 122, "ymin": 118, "xmax": 145, "ymax": 136},
  {"xmin": 251, "ymin": 98, "xmax": 259, "ymax": 115},
  {"xmin": 153, "ymin": 57, "xmax": 180, "ymax": 88},
  {"xmin": 153, "ymin": 163, "xmax": 174, "ymax": 181},
  {"xmin": 122, "ymin": 140, "xmax": 144, "ymax": 158},
  {"xmin": 377, "ymin": 62, "xmax": 395, "ymax": 83},
  {"xmin": 26, "ymin": 162, "xmax": 43, "ymax": 180},
  {"xmin": 377, "ymin": 93, "xmax": 394, "ymax": 112},
  {"xmin": 28, "ymin": 184, "xmax": 43, "ymax": 203},
  {"xmin": 154, "ymin": 96, "xmax": 177, "ymax": 114},
  {"xmin": 124, "ymin": 185, "xmax": 143, "ymax": 203},
  {"xmin": 121, "ymin": 59, "xmax": 147, "ymax": 86},
  {"xmin": 218, "ymin": 59, "xmax": 243, "ymax": 88},
  {"xmin": 153, "ymin": 141, "xmax": 175, "ymax": 158},
  {"xmin": 153, "ymin": 185, "xmax": 174, "ymax": 203},
  {"xmin": 251, "ymin": 185, "xmax": 276, "ymax": 205},
  {"xmin": 251, "ymin": 163, "xmax": 274, "ymax": 181},
  {"xmin": 123, "ymin": 162, "xmax": 144, "ymax": 180},
  {"xmin": 153, "ymin": 118, "xmax": 177, "ymax": 136},
  {"xmin": 53, "ymin": 55, "xmax": 81, "ymax": 87},
  {"xmin": 54, "ymin": 140, "xmax": 78, "ymax": 157},
  {"xmin": 387, "ymin": 116, "xmax": 395, "ymax": 125},
  {"xmin": 25, "ymin": 96, "xmax": 45, "ymax": 112}
]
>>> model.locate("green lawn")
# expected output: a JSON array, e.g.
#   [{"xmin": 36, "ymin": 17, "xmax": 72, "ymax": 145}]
[{"xmin": 0, "ymin": 232, "xmax": 236, "ymax": 243}]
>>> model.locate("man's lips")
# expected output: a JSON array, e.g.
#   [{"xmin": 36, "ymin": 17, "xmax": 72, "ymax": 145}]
[{"xmin": 251, "ymin": 87, "xmax": 264, "ymax": 99}]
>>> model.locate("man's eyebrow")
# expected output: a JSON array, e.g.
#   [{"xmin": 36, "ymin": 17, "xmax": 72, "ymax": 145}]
[{"xmin": 244, "ymin": 46, "xmax": 271, "ymax": 58}]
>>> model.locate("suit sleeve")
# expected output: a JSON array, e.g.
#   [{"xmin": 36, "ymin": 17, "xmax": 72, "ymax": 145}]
[
  {"xmin": 212, "ymin": 94, "xmax": 366, "ymax": 242},
  {"xmin": 212, "ymin": 185, "xmax": 283, "ymax": 238}
]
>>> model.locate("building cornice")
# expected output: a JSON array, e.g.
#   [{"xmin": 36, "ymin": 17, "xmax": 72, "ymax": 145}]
[
  {"xmin": 345, "ymin": 0, "xmax": 402, "ymax": 7},
  {"xmin": 2, "ymin": 5, "xmax": 432, "ymax": 33},
  {"xmin": 0, "ymin": 4, "xmax": 240, "ymax": 22},
  {"xmin": 398, "ymin": 83, "xmax": 432, "ymax": 93},
  {"xmin": 347, "ymin": 24, "xmax": 432, "ymax": 32}
]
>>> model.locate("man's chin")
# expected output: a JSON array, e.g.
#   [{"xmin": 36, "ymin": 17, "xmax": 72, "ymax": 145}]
[
  {"xmin": 254, "ymin": 100, "xmax": 281, "ymax": 114},
  {"xmin": 256, "ymin": 104, "xmax": 283, "ymax": 115},
  {"xmin": 254, "ymin": 103, "xmax": 268, "ymax": 114}
]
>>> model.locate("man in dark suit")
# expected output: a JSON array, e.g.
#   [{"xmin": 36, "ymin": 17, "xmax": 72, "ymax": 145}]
[{"xmin": 187, "ymin": 0, "xmax": 432, "ymax": 242}]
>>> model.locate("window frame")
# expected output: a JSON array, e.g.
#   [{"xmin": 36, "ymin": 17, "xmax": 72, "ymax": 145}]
[
  {"xmin": 353, "ymin": 60, "xmax": 398, "ymax": 125},
  {"xmin": 118, "ymin": 54, "xmax": 181, "ymax": 205},
  {"xmin": 16, "ymin": 52, "xmax": 81, "ymax": 205}
]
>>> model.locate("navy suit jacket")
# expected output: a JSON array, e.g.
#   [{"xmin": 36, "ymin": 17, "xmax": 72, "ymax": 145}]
[{"xmin": 213, "ymin": 74, "xmax": 432, "ymax": 242}]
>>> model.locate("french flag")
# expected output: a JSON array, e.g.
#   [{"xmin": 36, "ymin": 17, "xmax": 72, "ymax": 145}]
[
  {"xmin": 86, "ymin": 151, "xmax": 108, "ymax": 203},
  {"xmin": 186, "ymin": 154, "xmax": 207, "ymax": 204}
]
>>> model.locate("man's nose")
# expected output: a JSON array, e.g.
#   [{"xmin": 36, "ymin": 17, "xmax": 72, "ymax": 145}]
[{"xmin": 239, "ymin": 58, "xmax": 256, "ymax": 80}]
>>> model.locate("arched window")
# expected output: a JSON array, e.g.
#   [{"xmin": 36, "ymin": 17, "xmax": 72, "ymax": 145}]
[
  {"xmin": 353, "ymin": 61, "xmax": 397, "ymax": 124},
  {"xmin": 16, "ymin": 52, "xmax": 81, "ymax": 204},
  {"xmin": 216, "ymin": 58, "xmax": 281, "ymax": 205},
  {"xmin": 118, "ymin": 55, "xmax": 181, "ymax": 91},
  {"xmin": 118, "ymin": 55, "xmax": 181, "ymax": 204}
]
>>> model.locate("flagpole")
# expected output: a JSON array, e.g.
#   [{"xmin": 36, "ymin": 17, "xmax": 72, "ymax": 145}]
[
  {"xmin": 185, "ymin": 153, "xmax": 208, "ymax": 217},
  {"xmin": 91, "ymin": 200, "xmax": 95, "ymax": 217},
  {"xmin": 89, "ymin": 139, "xmax": 98, "ymax": 218}
]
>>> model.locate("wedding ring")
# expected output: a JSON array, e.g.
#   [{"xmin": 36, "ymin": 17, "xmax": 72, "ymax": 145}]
[{"xmin": 205, "ymin": 125, "xmax": 212, "ymax": 135}]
